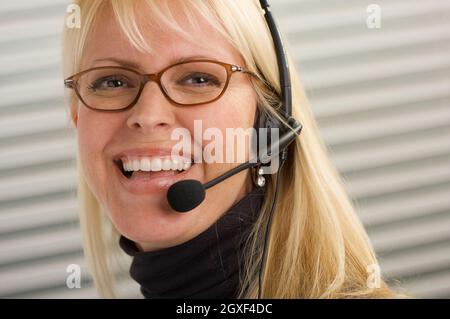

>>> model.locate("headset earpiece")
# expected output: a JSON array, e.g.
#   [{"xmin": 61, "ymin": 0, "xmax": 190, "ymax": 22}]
[{"xmin": 253, "ymin": 106, "xmax": 290, "ymax": 170}]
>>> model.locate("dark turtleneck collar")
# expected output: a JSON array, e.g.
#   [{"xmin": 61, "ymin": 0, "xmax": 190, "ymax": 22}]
[{"xmin": 119, "ymin": 187, "xmax": 265, "ymax": 299}]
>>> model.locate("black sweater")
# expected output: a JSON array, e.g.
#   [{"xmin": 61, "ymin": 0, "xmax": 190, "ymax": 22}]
[{"xmin": 119, "ymin": 187, "xmax": 265, "ymax": 298}]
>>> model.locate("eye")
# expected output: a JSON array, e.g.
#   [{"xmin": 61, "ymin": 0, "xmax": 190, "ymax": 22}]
[
  {"xmin": 176, "ymin": 72, "xmax": 222, "ymax": 87},
  {"xmin": 88, "ymin": 75, "xmax": 135, "ymax": 91}
]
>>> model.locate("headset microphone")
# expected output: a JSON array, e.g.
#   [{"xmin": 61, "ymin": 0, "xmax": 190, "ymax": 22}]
[
  {"xmin": 166, "ymin": 0, "xmax": 301, "ymax": 299},
  {"xmin": 166, "ymin": 118, "xmax": 301, "ymax": 212}
]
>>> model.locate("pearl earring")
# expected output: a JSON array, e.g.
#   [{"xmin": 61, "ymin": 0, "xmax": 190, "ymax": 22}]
[{"xmin": 253, "ymin": 166, "xmax": 266, "ymax": 188}]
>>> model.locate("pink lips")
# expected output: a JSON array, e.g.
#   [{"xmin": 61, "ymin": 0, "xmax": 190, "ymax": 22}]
[
  {"xmin": 111, "ymin": 145, "xmax": 197, "ymax": 194},
  {"xmin": 114, "ymin": 160, "xmax": 196, "ymax": 195}
]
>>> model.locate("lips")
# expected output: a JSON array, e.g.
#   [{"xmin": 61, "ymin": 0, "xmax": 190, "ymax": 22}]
[
  {"xmin": 111, "ymin": 147, "xmax": 198, "ymax": 194},
  {"xmin": 113, "ymin": 158, "xmax": 197, "ymax": 195}
]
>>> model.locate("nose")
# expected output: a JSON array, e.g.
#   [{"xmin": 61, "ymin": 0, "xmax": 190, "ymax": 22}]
[{"xmin": 126, "ymin": 80, "xmax": 176, "ymax": 134}]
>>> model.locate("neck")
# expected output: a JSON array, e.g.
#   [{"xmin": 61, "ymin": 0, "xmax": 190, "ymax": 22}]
[{"xmin": 119, "ymin": 187, "xmax": 265, "ymax": 298}]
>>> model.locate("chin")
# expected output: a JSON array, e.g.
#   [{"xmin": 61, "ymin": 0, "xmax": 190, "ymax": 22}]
[{"xmin": 112, "ymin": 205, "xmax": 200, "ymax": 251}]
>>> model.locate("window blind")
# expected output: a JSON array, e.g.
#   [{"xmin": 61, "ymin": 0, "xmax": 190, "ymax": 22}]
[{"xmin": 0, "ymin": 0, "xmax": 449, "ymax": 298}]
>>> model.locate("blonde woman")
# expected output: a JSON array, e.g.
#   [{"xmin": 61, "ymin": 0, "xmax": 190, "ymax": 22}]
[{"xmin": 62, "ymin": 0, "xmax": 398, "ymax": 298}]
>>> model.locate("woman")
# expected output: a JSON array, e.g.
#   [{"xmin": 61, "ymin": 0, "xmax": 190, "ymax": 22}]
[{"xmin": 62, "ymin": 0, "xmax": 397, "ymax": 298}]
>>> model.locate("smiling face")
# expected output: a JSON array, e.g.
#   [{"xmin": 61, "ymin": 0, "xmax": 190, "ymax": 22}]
[{"xmin": 73, "ymin": 2, "xmax": 258, "ymax": 251}]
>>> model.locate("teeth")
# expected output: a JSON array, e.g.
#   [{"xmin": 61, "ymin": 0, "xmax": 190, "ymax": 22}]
[
  {"xmin": 162, "ymin": 158, "xmax": 172, "ymax": 170},
  {"xmin": 171, "ymin": 158, "xmax": 179, "ymax": 170},
  {"xmin": 140, "ymin": 158, "xmax": 151, "ymax": 172},
  {"xmin": 121, "ymin": 156, "xmax": 192, "ymax": 172},
  {"xmin": 151, "ymin": 158, "xmax": 162, "ymax": 172}
]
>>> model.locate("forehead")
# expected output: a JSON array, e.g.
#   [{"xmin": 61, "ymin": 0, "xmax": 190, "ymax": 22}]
[{"xmin": 81, "ymin": 1, "xmax": 242, "ymax": 71}]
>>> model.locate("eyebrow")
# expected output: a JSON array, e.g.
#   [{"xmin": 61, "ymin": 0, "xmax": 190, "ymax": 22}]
[
  {"xmin": 92, "ymin": 57, "xmax": 141, "ymax": 69},
  {"xmin": 91, "ymin": 55, "xmax": 220, "ymax": 70}
]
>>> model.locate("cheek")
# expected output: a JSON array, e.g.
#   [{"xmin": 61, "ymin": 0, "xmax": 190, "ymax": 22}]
[
  {"xmin": 226, "ymin": 88, "xmax": 258, "ymax": 127},
  {"xmin": 188, "ymin": 92, "xmax": 257, "ymax": 133},
  {"xmin": 76, "ymin": 107, "xmax": 121, "ymax": 151},
  {"xmin": 212, "ymin": 93, "xmax": 257, "ymax": 154},
  {"xmin": 77, "ymin": 109, "xmax": 104, "ymax": 155},
  {"xmin": 181, "ymin": 91, "xmax": 257, "ymax": 175},
  {"xmin": 75, "ymin": 108, "xmax": 120, "ymax": 188}
]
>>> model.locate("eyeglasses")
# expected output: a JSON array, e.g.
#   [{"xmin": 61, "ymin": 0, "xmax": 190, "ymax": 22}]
[{"xmin": 64, "ymin": 59, "xmax": 259, "ymax": 112}]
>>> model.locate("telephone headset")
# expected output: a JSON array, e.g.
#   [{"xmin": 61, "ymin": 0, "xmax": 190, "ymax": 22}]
[{"xmin": 166, "ymin": 0, "xmax": 303, "ymax": 298}]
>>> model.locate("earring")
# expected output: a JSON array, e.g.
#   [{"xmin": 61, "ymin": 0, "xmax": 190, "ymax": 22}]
[{"xmin": 252, "ymin": 166, "xmax": 266, "ymax": 188}]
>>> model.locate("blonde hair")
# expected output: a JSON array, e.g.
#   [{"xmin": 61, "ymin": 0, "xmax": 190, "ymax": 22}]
[{"xmin": 62, "ymin": 0, "xmax": 398, "ymax": 298}]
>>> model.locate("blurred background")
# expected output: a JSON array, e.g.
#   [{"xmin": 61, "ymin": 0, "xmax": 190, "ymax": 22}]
[{"xmin": 0, "ymin": 0, "xmax": 449, "ymax": 298}]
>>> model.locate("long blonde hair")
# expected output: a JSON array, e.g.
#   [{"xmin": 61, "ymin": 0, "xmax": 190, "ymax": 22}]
[{"xmin": 62, "ymin": 0, "xmax": 397, "ymax": 298}]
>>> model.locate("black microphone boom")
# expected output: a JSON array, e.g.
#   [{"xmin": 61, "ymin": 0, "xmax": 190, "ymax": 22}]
[{"xmin": 166, "ymin": 120, "xmax": 302, "ymax": 212}]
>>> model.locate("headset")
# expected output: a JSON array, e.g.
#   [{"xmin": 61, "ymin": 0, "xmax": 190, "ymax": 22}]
[{"xmin": 166, "ymin": 0, "xmax": 302, "ymax": 298}]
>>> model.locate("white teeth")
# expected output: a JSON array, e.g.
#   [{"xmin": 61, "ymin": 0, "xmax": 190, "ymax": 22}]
[
  {"xmin": 162, "ymin": 158, "xmax": 172, "ymax": 171},
  {"xmin": 151, "ymin": 158, "xmax": 162, "ymax": 172},
  {"xmin": 132, "ymin": 160, "xmax": 140, "ymax": 171},
  {"xmin": 171, "ymin": 158, "xmax": 179, "ymax": 170},
  {"xmin": 140, "ymin": 158, "xmax": 151, "ymax": 172},
  {"xmin": 121, "ymin": 156, "xmax": 192, "ymax": 173}
]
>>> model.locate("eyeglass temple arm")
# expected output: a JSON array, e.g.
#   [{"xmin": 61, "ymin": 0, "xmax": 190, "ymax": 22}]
[
  {"xmin": 64, "ymin": 79, "xmax": 75, "ymax": 89},
  {"xmin": 231, "ymin": 65, "xmax": 278, "ymax": 98}
]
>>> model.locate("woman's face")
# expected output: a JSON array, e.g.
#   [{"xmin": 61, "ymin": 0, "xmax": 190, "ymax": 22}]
[{"xmin": 73, "ymin": 4, "xmax": 257, "ymax": 251}]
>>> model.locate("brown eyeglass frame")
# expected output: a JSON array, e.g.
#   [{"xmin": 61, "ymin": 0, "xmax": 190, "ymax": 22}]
[{"xmin": 64, "ymin": 59, "xmax": 261, "ymax": 112}]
